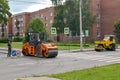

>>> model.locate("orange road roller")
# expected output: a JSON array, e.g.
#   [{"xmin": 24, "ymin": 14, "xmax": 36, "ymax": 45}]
[{"xmin": 22, "ymin": 32, "xmax": 58, "ymax": 58}]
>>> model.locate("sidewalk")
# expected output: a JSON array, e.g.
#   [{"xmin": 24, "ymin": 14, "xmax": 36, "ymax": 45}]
[{"xmin": 17, "ymin": 77, "xmax": 60, "ymax": 80}]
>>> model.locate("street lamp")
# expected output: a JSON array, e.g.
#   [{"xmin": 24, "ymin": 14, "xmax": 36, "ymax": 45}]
[{"xmin": 80, "ymin": 0, "xmax": 83, "ymax": 51}]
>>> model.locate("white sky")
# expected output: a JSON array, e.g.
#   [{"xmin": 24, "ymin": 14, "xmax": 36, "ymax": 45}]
[
  {"xmin": 8, "ymin": 0, "xmax": 65, "ymax": 14},
  {"xmin": 8, "ymin": 0, "xmax": 53, "ymax": 14}
]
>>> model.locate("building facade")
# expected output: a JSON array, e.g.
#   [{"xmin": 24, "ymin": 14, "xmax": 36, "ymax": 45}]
[
  {"xmin": 0, "ymin": 24, "xmax": 8, "ymax": 38},
  {"xmin": 90, "ymin": 0, "xmax": 120, "ymax": 41},
  {"xmin": 8, "ymin": 7, "xmax": 54, "ymax": 40},
  {"xmin": 6, "ymin": 0, "xmax": 120, "ymax": 42}
]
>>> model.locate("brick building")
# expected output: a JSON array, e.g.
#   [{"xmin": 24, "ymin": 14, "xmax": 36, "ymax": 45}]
[
  {"xmin": 8, "ymin": 7, "xmax": 54, "ymax": 39},
  {"xmin": 90, "ymin": 0, "xmax": 120, "ymax": 41},
  {"xmin": 0, "ymin": 24, "xmax": 8, "ymax": 38},
  {"xmin": 6, "ymin": 0, "xmax": 120, "ymax": 42}
]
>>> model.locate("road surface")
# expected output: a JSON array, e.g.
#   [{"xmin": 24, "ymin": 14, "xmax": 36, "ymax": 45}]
[{"xmin": 0, "ymin": 49, "xmax": 120, "ymax": 80}]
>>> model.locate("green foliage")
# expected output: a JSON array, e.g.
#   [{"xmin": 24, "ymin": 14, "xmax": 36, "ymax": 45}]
[
  {"xmin": 52, "ymin": 5, "xmax": 65, "ymax": 34},
  {"xmin": 13, "ymin": 37, "xmax": 23, "ymax": 42},
  {"xmin": 23, "ymin": 32, "xmax": 29, "ymax": 44},
  {"xmin": 0, "ymin": 0, "xmax": 11, "ymax": 25},
  {"xmin": 51, "ymin": 0, "xmax": 63, "ymax": 6},
  {"xmin": 114, "ymin": 19, "xmax": 120, "ymax": 43},
  {"xmin": 83, "ymin": 44, "xmax": 90, "ymax": 47},
  {"xmin": 0, "ymin": 38, "xmax": 10, "ymax": 43},
  {"xmin": 23, "ymin": 18, "xmax": 46, "ymax": 43},
  {"xmin": 64, "ymin": 0, "xmax": 80, "ymax": 36},
  {"xmin": 28, "ymin": 18, "xmax": 46, "ymax": 32},
  {"xmin": 51, "ymin": 0, "xmax": 96, "ymax": 36}
]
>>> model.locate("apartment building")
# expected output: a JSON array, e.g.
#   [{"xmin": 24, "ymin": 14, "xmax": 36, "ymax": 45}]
[
  {"xmin": 0, "ymin": 24, "xmax": 8, "ymax": 38},
  {"xmin": 8, "ymin": 7, "xmax": 54, "ymax": 39},
  {"xmin": 6, "ymin": 0, "xmax": 120, "ymax": 42},
  {"xmin": 90, "ymin": 0, "xmax": 120, "ymax": 41}
]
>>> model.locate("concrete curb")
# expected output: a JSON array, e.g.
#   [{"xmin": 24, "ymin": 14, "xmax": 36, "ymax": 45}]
[
  {"xmin": 16, "ymin": 77, "xmax": 60, "ymax": 80},
  {"xmin": 71, "ymin": 48, "xmax": 94, "ymax": 52}
]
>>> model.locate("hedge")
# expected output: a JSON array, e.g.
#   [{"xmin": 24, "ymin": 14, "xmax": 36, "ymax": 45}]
[{"xmin": 0, "ymin": 38, "xmax": 10, "ymax": 43}]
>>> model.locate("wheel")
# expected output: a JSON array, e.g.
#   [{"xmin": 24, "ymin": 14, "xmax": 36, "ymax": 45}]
[
  {"xmin": 95, "ymin": 45, "xmax": 104, "ymax": 51},
  {"xmin": 22, "ymin": 49, "xmax": 29, "ymax": 56},
  {"xmin": 42, "ymin": 50, "xmax": 58, "ymax": 58},
  {"xmin": 22, "ymin": 51, "xmax": 27, "ymax": 56},
  {"xmin": 42, "ymin": 51, "xmax": 49, "ymax": 58}
]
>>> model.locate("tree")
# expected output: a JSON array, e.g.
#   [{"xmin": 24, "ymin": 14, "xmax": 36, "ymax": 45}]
[
  {"xmin": 0, "ymin": 0, "xmax": 11, "ymax": 24},
  {"xmin": 51, "ymin": 0, "xmax": 96, "ymax": 37},
  {"xmin": 114, "ymin": 19, "xmax": 120, "ymax": 43},
  {"xmin": 64, "ymin": 0, "xmax": 79, "ymax": 36},
  {"xmin": 0, "ymin": 0, "xmax": 11, "ymax": 37},
  {"xmin": 51, "ymin": 0, "xmax": 63, "ymax": 6},
  {"xmin": 52, "ymin": 5, "xmax": 65, "ymax": 34},
  {"xmin": 51, "ymin": 0, "xmax": 65, "ymax": 34},
  {"xmin": 28, "ymin": 18, "xmax": 46, "ymax": 32},
  {"xmin": 65, "ymin": 0, "xmax": 96, "ymax": 36},
  {"xmin": 23, "ymin": 18, "xmax": 46, "ymax": 43}
]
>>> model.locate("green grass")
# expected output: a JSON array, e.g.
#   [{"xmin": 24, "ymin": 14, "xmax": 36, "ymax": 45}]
[
  {"xmin": 0, "ymin": 42, "xmax": 94, "ymax": 50},
  {"xmin": 48, "ymin": 63, "xmax": 120, "ymax": 80},
  {"xmin": 0, "ymin": 42, "xmax": 23, "ymax": 49},
  {"xmin": 0, "ymin": 43, "xmax": 7, "ymax": 48},
  {"xmin": 12, "ymin": 42, "xmax": 23, "ymax": 49}
]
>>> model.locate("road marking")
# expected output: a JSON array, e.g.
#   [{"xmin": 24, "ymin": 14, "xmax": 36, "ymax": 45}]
[
  {"xmin": 62, "ymin": 53, "xmax": 120, "ymax": 63},
  {"xmin": 82, "ymin": 55, "xmax": 120, "ymax": 63}
]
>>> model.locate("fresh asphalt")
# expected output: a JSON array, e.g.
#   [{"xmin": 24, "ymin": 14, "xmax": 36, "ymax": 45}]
[{"xmin": 0, "ymin": 48, "xmax": 120, "ymax": 80}]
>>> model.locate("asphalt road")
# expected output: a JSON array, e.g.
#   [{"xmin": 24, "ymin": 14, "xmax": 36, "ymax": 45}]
[{"xmin": 0, "ymin": 49, "xmax": 120, "ymax": 80}]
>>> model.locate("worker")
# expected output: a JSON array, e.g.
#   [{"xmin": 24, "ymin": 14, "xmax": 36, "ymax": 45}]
[
  {"xmin": 7, "ymin": 41, "xmax": 12, "ymax": 57},
  {"xmin": 109, "ymin": 36, "xmax": 116, "ymax": 51},
  {"xmin": 35, "ymin": 41, "xmax": 42, "ymax": 57}
]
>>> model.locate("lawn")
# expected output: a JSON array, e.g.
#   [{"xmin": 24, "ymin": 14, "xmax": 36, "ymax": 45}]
[
  {"xmin": 0, "ymin": 42, "xmax": 94, "ymax": 50},
  {"xmin": 0, "ymin": 42, "xmax": 23, "ymax": 49},
  {"xmin": 48, "ymin": 63, "xmax": 120, "ymax": 80}
]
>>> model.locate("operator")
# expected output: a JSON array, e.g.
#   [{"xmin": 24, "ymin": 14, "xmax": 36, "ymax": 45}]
[
  {"xmin": 109, "ymin": 36, "xmax": 116, "ymax": 51},
  {"xmin": 35, "ymin": 41, "xmax": 42, "ymax": 57},
  {"xmin": 7, "ymin": 41, "xmax": 12, "ymax": 57}
]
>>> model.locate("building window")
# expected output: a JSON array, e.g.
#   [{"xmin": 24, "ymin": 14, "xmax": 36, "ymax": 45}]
[
  {"xmin": 50, "ymin": 12, "xmax": 53, "ymax": 17},
  {"xmin": 96, "ymin": 22, "xmax": 100, "ymax": 27},
  {"xmin": 18, "ymin": 17, "xmax": 24, "ymax": 21},
  {"xmin": 45, "ymin": 16, "xmax": 48, "ymax": 21},
  {"xmin": 35, "ymin": 14, "xmax": 39, "ymax": 18},
  {"xmin": 45, "ymin": 23, "xmax": 48, "ymax": 27},
  {"xmin": 50, "ymin": 20, "xmax": 53, "ymax": 24},
  {"xmin": 96, "ymin": 13, "xmax": 100, "ymax": 19},
  {"xmin": 41, "ymin": 14, "xmax": 44, "ymax": 18},
  {"xmin": 97, "ymin": 32, "xmax": 101, "ymax": 37},
  {"xmin": 96, "ymin": 4, "xmax": 100, "ymax": 9}
]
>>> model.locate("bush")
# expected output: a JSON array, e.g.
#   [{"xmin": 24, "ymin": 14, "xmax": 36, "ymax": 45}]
[
  {"xmin": 83, "ymin": 44, "xmax": 90, "ymax": 47},
  {"xmin": 13, "ymin": 37, "xmax": 23, "ymax": 42},
  {"xmin": 0, "ymin": 38, "xmax": 10, "ymax": 43},
  {"xmin": 46, "ymin": 40, "xmax": 53, "ymax": 42}
]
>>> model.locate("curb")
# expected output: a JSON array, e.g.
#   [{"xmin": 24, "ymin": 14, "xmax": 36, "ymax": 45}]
[
  {"xmin": 71, "ymin": 48, "xmax": 94, "ymax": 52},
  {"xmin": 16, "ymin": 77, "xmax": 60, "ymax": 80}
]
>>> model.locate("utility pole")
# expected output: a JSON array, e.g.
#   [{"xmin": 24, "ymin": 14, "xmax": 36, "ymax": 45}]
[{"xmin": 80, "ymin": 0, "xmax": 83, "ymax": 51}]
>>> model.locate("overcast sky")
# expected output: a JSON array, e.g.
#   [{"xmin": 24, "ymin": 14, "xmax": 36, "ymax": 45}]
[{"xmin": 8, "ymin": 0, "xmax": 53, "ymax": 14}]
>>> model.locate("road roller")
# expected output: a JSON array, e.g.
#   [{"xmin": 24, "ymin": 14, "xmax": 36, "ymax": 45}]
[
  {"xmin": 95, "ymin": 35, "xmax": 118, "ymax": 51},
  {"xmin": 22, "ymin": 32, "xmax": 58, "ymax": 58}
]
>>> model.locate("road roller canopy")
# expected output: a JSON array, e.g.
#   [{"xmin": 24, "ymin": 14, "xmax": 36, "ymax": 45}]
[
  {"xmin": 29, "ymin": 32, "xmax": 40, "ymax": 41},
  {"xmin": 104, "ymin": 35, "xmax": 115, "ymax": 40}
]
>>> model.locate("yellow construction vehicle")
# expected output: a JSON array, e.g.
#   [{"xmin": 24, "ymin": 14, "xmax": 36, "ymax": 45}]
[
  {"xmin": 22, "ymin": 32, "xmax": 58, "ymax": 58},
  {"xmin": 95, "ymin": 35, "xmax": 118, "ymax": 51}
]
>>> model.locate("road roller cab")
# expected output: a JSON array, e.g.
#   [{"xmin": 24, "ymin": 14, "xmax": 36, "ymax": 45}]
[{"xmin": 22, "ymin": 32, "xmax": 58, "ymax": 58}]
